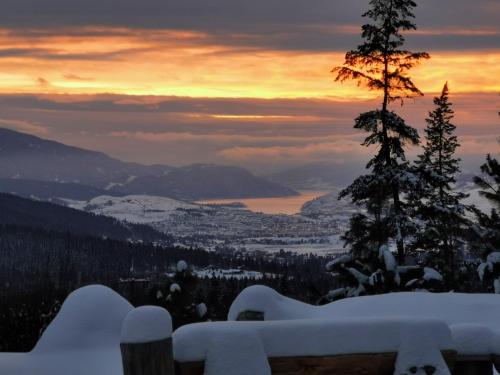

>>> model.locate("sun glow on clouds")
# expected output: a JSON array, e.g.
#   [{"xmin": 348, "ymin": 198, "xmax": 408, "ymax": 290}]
[
  {"xmin": 0, "ymin": 22, "xmax": 497, "ymax": 169},
  {"xmin": 0, "ymin": 27, "xmax": 498, "ymax": 99}
]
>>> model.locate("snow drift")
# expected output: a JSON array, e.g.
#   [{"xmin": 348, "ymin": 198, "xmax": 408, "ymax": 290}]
[
  {"xmin": 229, "ymin": 285, "xmax": 500, "ymax": 357},
  {"xmin": 0, "ymin": 285, "xmax": 133, "ymax": 375}
]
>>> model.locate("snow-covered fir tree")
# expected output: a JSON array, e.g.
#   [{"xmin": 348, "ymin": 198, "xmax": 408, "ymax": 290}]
[
  {"xmin": 326, "ymin": 0, "xmax": 436, "ymax": 299},
  {"xmin": 474, "ymin": 153, "xmax": 500, "ymax": 292},
  {"xmin": 410, "ymin": 83, "xmax": 468, "ymax": 288},
  {"xmin": 334, "ymin": 0, "xmax": 429, "ymax": 262}
]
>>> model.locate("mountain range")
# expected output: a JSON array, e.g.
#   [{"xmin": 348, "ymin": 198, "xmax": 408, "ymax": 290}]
[{"xmin": 0, "ymin": 127, "xmax": 296, "ymax": 201}]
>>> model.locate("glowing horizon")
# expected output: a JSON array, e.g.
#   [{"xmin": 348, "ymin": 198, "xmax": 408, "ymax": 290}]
[
  {"xmin": 0, "ymin": 27, "xmax": 497, "ymax": 99},
  {"xmin": 0, "ymin": 0, "xmax": 497, "ymax": 170}
]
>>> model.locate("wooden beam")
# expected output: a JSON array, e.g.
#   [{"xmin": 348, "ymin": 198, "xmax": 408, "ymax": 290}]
[{"xmin": 175, "ymin": 350, "xmax": 456, "ymax": 375}]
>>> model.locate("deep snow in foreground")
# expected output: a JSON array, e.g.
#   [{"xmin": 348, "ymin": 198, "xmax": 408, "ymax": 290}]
[
  {"xmin": 229, "ymin": 285, "xmax": 500, "ymax": 357},
  {"xmin": 0, "ymin": 285, "xmax": 132, "ymax": 375},
  {"xmin": 1, "ymin": 284, "xmax": 500, "ymax": 375},
  {"xmin": 173, "ymin": 318, "xmax": 453, "ymax": 363}
]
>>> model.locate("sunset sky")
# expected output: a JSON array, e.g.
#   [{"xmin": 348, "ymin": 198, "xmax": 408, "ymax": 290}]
[{"xmin": 0, "ymin": 0, "xmax": 498, "ymax": 173}]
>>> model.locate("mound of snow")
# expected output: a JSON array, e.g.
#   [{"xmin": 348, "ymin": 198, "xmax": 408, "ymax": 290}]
[
  {"xmin": 121, "ymin": 306, "xmax": 172, "ymax": 344},
  {"xmin": 174, "ymin": 318, "xmax": 453, "ymax": 363},
  {"xmin": 203, "ymin": 327, "xmax": 271, "ymax": 375},
  {"xmin": 451, "ymin": 324, "xmax": 500, "ymax": 356},
  {"xmin": 228, "ymin": 285, "xmax": 316, "ymax": 321},
  {"xmin": 35, "ymin": 285, "xmax": 133, "ymax": 352},
  {"xmin": 229, "ymin": 286, "xmax": 500, "ymax": 357},
  {"xmin": 0, "ymin": 285, "xmax": 133, "ymax": 375}
]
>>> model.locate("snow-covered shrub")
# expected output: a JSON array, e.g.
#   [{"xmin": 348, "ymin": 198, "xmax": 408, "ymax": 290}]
[
  {"xmin": 478, "ymin": 252, "xmax": 500, "ymax": 294},
  {"xmin": 324, "ymin": 245, "xmax": 444, "ymax": 302}
]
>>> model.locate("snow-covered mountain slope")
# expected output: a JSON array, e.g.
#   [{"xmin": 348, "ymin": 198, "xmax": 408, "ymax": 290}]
[{"xmin": 69, "ymin": 195, "xmax": 201, "ymax": 224}]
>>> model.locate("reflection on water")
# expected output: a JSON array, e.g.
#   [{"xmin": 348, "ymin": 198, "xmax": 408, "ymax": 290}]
[{"xmin": 196, "ymin": 191, "xmax": 329, "ymax": 215}]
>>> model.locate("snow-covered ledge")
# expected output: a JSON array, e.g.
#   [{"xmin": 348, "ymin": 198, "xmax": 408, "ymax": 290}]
[
  {"xmin": 173, "ymin": 318, "xmax": 456, "ymax": 375},
  {"xmin": 229, "ymin": 285, "xmax": 500, "ymax": 373}
]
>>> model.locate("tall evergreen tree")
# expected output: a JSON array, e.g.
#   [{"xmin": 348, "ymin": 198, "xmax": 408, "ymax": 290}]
[
  {"xmin": 410, "ymin": 83, "xmax": 468, "ymax": 287},
  {"xmin": 333, "ymin": 0, "xmax": 429, "ymax": 263},
  {"xmin": 474, "ymin": 153, "xmax": 500, "ymax": 292}
]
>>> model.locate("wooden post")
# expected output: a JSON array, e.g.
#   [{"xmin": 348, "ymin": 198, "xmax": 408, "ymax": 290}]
[{"xmin": 120, "ymin": 306, "xmax": 174, "ymax": 375}]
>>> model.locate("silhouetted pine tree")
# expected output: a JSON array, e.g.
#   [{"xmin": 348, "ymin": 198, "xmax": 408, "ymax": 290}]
[
  {"xmin": 410, "ymin": 83, "xmax": 468, "ymax": 287},
  {"xmin": 333, "ymin": 0, "xmax": 429, "ymax": 263},
  {"xmin": 323, "ymin": 0, "xmax": 441, "ymax": 300}
]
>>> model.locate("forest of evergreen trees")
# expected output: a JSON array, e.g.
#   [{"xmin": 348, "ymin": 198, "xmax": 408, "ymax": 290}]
[{"xmin": 0, "ymin": 224, "xmax": 334, "ymax": 351}]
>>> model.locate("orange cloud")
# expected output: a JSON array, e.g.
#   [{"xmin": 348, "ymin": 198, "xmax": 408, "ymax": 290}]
[
  {"xmin": 108, "ymin": 130, "xmax": 362, "ymax": 144},
  {"xmin": 0, "ymin": 27, "xmax": 497, "ymax": 99},
  {"xmin": 0, "ymin": 117, "xmax": 48, "ymax": 135},
  {"xmin": 218, "ymin": 140, "xmax": 371, "ymax": 162}
]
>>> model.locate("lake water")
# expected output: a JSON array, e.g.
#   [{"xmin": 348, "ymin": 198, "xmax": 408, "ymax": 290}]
[{"xmin": 196, "ymin": 191, "xmax": 329, "ymax": 215}]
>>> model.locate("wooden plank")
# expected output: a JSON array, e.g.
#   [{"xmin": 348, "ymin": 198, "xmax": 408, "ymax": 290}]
[
  {"xmin": 121, "ymin": 337, "xmax": 175, "ymax": 375},
  {"xmin": 269, "ymin": 353, "xmax": 397, "ymax": 375},
  {"xmin": 175, "ymin": 350, "xmax": 456, "ymax": 375}
]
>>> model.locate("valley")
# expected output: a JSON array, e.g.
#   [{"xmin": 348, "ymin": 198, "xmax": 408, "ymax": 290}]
[{"xmin": 67, "ymin": 191, "xmax": 356, "ymax": 256}]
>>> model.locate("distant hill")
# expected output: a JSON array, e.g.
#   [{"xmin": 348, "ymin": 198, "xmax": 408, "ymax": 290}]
[
  {"xmin": 112, "ymin": 164, "xmax": 297, "ymax": 200},
  {"xmin": 266, "ymin": 162, "xmax": 366, "ymax": 190},
  {"xmin": 0, "ymin": 127, "xmax": 170, "ymax": 188},
  {"xmin": 0, "ymin": 178, "xmax": 121, "ymax": 201},
  {"xmin": 0, "ymin": 193, "xmax": 168, "ymax": 242},
  {"xmin": 0, "ymin": 127, "xmax": 296, "ymax": 200}
]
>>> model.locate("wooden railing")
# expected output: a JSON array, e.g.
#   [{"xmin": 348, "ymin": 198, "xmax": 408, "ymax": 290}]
[
  {"xmin": 122, "ymin": 346, "xmax": 498, "ymax": 375},
  {"xmin": 119, "ymin": 308, "xmax": 499, "ymax": 375}
]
